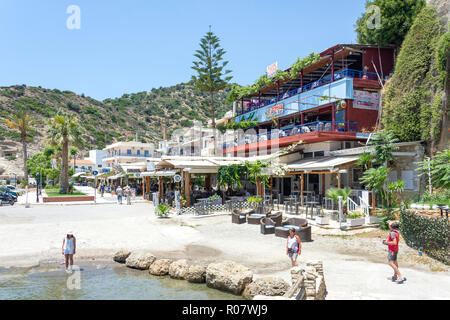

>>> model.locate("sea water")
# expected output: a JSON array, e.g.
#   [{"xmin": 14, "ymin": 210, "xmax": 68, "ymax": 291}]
[{"xmin": 0, "ymin": 264, "xmax": 243, "ymax": 300}]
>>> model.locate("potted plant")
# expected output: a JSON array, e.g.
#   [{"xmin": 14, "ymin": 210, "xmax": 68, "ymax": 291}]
[
  {"xmin": 326, "ymin": 187, "xmax": 352, "ymax": 215},
  {"xmin": 247, "ymin": 196, "xmax": 263, "ymax": 213},
  {"xmin": 346, "ymin": 211, "xmax": 365, "ymax": 227},
  {"xmin": 155, "ymin": 203, "xmax": 171, "ymax": 218},
  {"xmin": 315, "ymin": 214, "xmax": 330, "ymax": 225}
]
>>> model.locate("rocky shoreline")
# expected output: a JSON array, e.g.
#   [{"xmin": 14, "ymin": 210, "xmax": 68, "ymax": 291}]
[{"xmin": 113, "ymin": 249, "xmax": 327, "ymax": 300}]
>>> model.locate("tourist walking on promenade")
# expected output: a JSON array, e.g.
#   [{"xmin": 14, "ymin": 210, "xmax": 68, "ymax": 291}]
[
  {"xmin": 62, "ymin": 231, "xmax": 76, "ymax": 273},
  {"xmin": 383, "ymin": 222, "xmax": 406, "ymax": 284},
  {"xmin": 286, "ymin": 228, "xmax": 301, "ymax": 267},
  {"xmin": 125, "ymin": 186, "xmax": 131, "ymax": 205},
  {"xmin": 117, "ymin": 185, "xmax": 123, "ymax": 205},
  {"xmin": 100, "ymin": 183, "xmax": 105, "ymax": 197}
]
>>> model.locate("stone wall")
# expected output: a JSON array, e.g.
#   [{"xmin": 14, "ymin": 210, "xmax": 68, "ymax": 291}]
[{"xmin": 288, "ymin": 261, "xmax": 327, "ymax": 300}]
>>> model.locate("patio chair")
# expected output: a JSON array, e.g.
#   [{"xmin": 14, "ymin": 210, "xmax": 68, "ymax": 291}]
[
  {"xmin": 260, "ymin": 218, "xmax": 276, "ymax": 235},
  {"xmin": 248, "ymin": 213, "xmax": 267, "ymax": 225},
  {"xmin": 267, "ymin": 211, "xmax": 283, "ymax": 226},
  {"xmin": 275, "ymin": 218, "xmax": 312, "ymax": 242},
  {"xmin": 232, "ymin": 210, "xmax": 247, "ymax": 224}
]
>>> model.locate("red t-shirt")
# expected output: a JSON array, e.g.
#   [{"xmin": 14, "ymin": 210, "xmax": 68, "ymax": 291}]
[{"xmin": 388, "ymin": 230, "xmax": 399, "ymax": 252}]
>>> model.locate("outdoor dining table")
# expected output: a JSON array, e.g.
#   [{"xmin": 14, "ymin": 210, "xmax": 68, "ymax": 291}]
[{"xmin": 305, "ymin": 201, "xmax": 320, "ymax": 219}]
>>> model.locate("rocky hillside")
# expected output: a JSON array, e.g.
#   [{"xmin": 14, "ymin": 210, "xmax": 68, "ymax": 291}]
[
  {"xmin": 0, "ymin": 82, "xmax": 232, "ymax": 145},
  {"xmin": 0, "ymin": 82, "xmax": 232, "ymax": 175}
]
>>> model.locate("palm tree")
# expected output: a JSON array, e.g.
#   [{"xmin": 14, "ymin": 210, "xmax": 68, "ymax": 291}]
[
  {"xmin": 357, "ymin": 152, "xmax": 375, "ymax": 209},
  {"xmin": 47, "ymin": 112, "xmax": 84, "ymax": 194},
  {"xmin": 368, "ymin": 130, "xmax": 399, "ymax": 165},
  {"xmin": 70, "ymin": 146, "xmax": 79, "ymax": 173},
  {"xmin": 326, "ymin": 187, "xmax": 352, "ymax": 214},
  {"xmin": 5, "ymin": 111, "xmax": 34, "ymax": 181}
]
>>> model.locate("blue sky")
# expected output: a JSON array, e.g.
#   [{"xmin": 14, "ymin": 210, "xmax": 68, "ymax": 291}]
[{"xmin": 0, "ymin": 0, "xmax": 366, "ymax": 100}]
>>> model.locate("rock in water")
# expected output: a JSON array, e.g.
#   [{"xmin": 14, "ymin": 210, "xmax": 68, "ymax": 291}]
[
  {"xmin": 125, "ymin": 251, "xmax": 156, "ymax": 270},
  {"xmin": 169, "ymin": 259, "xmax": 189, "ymax": 279},
  {"xmin": 206, "ymin": 261, "xmax": 253, "ymax": 295},
  {"xmin": 242, "ymin": 277, "xmax": 290, "ymax": 300},
  {"xmin": 149, "ymin": 259, "xmax": 173, "ymax": 276},
  {"xmin": 113, "ymin": 249, "xmax": 131, "ymax": 263},
  {"xmin": 186, "ymin": 265, "xmax": 206, "ymax": 283}
]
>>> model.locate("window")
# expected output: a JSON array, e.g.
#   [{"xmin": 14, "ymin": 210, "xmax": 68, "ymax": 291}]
[
  {"xmin": 304, "ymin": 152, "xmax": 313, "ymax": 159},
  {"xmin": 144, "ymin": 150, "xmax": 149, "ymax": 157},
  {"xmin": 98, "ymin": 165, "xmax": 102, "ymax": 168},
  {"xmin": 314, "ymin": 151, "xmax": 325, "ymax": 158},
  {"xmin": 353, "ymin": 168, "xmax": 364, "ymax": 183},
  {"xmin": 127, "ymin": 150, "xmax": 132, "ymax": 155},
  {"xmin": 137, "ymin": 150, "xmax": 141, "ymax": 156},
  {"xmin": 401, "ymin": 170, "xmax": 415, "ymax": 190}
]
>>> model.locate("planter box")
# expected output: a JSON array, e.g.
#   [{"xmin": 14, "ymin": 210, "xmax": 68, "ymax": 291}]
[
  {"xmin": 43, "ymin": 196, "xmax": 94, "ymax": 203},
  {"xmin": 347, "ymin": 218, "xmax": 365, "ymax": 227},
  {"xmin": 365, "ymin": 216, "xmax": 379, "ymax": 225},
  {"xmin": 315, "ymin": 216, "xmax": 330, "ymax": 225}
]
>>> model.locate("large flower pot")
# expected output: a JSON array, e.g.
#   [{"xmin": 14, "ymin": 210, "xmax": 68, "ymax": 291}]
[
  {"xmin": 315, "ymin": 216, "xmax": 330, "ymax": 225},
  {"xmin": 347, "ymin": 218, "xmax": 365, "ymax": 227},
  {"xmin": 365, "ymin": 216, "xmax": 379, "ymax": 225}
]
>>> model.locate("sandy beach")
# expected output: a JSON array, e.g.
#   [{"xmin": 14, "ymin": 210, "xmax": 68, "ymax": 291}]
[{"xmin": 0, "ymin": 202, "xmax": 449, "ymax": 300}]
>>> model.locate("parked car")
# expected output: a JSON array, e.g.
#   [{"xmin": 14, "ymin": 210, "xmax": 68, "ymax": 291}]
[
  {"xmin": 6, "ymin": 185, "xmax": 24, "ymax": 195},
  {"xmin": 0, "ymin": 191, "xmax": 15, "ymax": 206},
  {"xmin": 0, "ymin": 188, "xmax": 18, "ymax": 201}
]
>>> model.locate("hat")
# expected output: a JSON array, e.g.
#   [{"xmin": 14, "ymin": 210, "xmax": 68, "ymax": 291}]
[
  {"xmin": 389, "ymin": 222, "xmax": 399, "ymax": 229},
  {"xmin": 67, "ymin": 231, "xmax": 73, "ymax": 235}
]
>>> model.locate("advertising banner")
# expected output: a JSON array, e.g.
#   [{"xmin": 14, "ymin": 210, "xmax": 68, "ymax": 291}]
[{"xmin": 354, "ymin": 90, "xmax": 379, "ymax": 110}]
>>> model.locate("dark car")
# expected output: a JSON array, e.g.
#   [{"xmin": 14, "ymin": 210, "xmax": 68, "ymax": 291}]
[
  {"xmin": 0, "ymin": 191, "xmax": 15, "ymax": 206},
  {"xmin": 0, "ymin": 188, "xmax": 18, "ymax": 202}
]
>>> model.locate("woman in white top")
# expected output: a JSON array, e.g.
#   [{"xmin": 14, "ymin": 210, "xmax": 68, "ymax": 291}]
[
  {"xmin": 62, "ymin": 231, "xmax": 76, "ymax": 273},
  {"xmin": 286, "ymin": 228, "xmax": 301, "ymax": 267}
]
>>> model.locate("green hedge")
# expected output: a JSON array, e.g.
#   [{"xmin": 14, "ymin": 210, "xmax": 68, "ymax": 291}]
[{"xmin": 399, "ymin": 209, "xmax": 450, "ymax": 265}]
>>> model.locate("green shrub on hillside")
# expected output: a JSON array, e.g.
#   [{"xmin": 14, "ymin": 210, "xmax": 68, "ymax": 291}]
[{"xmin": 382, "ymin": 6, "xmax": 446, "ymax": 142}]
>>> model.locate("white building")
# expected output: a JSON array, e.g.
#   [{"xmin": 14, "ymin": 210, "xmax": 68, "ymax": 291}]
[
  {"xmin": 86, "ymin": 150, "xmax": 107, "ymax": 172},
  {"xmin": 103, "ymin": 141, "xmax": 157, "ymax": 169}
]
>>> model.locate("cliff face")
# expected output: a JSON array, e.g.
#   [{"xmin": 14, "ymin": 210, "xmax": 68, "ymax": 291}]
[
  {"xmin": 426, "ymin": 0, "xmax": 450, "ymax": 27},
  {"xmin": 382, "ymin": 5, "xmax": 449, "ymax": 153}
]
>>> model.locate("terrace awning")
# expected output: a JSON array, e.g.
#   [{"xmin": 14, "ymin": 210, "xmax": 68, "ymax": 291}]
[
  {"xmin": 72, "ymin": 172, "xmax": 87, "ymax": 178},
  {"xmin": 287, "ymin": 156, "xmax": 359, "ymax": 173},
  {"xmin": 141, "ymin": 171, "xmax": 177, "ymax": 177}
]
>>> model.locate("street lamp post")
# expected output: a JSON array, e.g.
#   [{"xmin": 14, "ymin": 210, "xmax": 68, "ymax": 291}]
[{"xmin": 36, "ymin": 171, "xmax": 39, "ymax": 203}]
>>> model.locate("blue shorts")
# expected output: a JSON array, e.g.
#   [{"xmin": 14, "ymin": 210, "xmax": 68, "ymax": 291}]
[{"xmin": 388, "ymin": 251, "xmax": 398, "ymax": 261}]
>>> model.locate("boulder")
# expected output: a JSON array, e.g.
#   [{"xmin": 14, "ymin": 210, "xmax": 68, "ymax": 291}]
[
  {"xmin": 206, "ymin": 261, "xmax": 253, "ymax": 295},
  {"xmin": 242, "ymin": 277, "xmax": 290, "ymax": 300},
  {"xmin": 149, "ymin": 259, "xmax": 173, "ymax": 276},
  {"xmin": 125, "ymin": 251, "xmax": 156, "ymax": 270},
  {"xmin": 186, "ymin": 265, "xmax": 206, "ymax": 283},
  {"xmin": 113, "ymin": 249, "xmax": 131, "ymax": 263},
  {"xmin": 169, "ymin": 259, "xmax": 189, "ymax": 280}
]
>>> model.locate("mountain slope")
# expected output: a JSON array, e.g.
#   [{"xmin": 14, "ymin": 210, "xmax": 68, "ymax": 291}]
[{"xmin": 0, "ymin": 82, "xmax": 232, "ymax": 148}]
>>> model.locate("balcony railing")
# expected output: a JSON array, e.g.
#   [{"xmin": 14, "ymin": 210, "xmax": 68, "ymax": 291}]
[
  {"xmin": 222, "ymin": 121, "xmax": 358, "ymax": 148},
  {"xmin": 237, "ymin": 69, "xmax": 381, "ymax": 116}
]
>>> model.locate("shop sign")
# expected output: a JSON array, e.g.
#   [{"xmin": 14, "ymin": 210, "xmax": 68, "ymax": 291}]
[
  {"xmin": 354, "ymin": 90, "xmax": 379, "ymax": 110},
  {"xmin": 265, "ymin": 103, "xmax": 284, "ymax": 118}
]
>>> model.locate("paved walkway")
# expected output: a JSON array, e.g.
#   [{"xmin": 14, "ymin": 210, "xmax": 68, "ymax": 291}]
[{"xmin": 14, "ymin": 186, "xmax": 147, "ymax": 206}]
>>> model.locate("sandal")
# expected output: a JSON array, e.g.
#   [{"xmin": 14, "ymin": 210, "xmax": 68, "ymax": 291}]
[{"xmin": 397, "ymin": 277, "xmax": 407, "ymax": 284}]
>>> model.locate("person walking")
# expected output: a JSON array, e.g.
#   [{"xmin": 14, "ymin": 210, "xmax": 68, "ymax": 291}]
[
  {"xmin": 125, "ymin": 186, "xmax": 131, "ymax": 205},
  {"xmin": 286, "ymin": 228, "xmax": 301, "ymax": 267},
  {"xmin": 383, "ymin": 222, "xmax": 406, "ymax": 284},
  {"xmin": 62, "ymin": 231, "xmax": 76, "ymax": 273},
  {"xmin": 100, "ymin": 183, "xmax": 105, "ymax": 197},
  {"xmin": 117, "ymin": 185, "xmax": 123, "ymax": 205}
]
